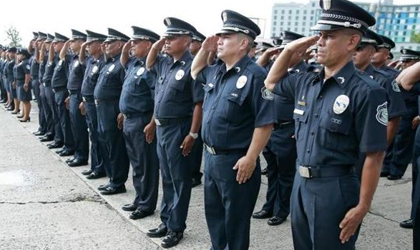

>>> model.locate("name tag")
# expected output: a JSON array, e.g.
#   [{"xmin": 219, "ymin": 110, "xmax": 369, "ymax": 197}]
[
  {"xmin": 154, "ymin": 119, "xmax": 161, "ymax": 126},
  {"xmin": 293, "ymin": 108, "xmax": 304, "ymax": 115}
]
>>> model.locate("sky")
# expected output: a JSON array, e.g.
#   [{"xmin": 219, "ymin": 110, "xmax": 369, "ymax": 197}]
[{"xmin": 1, "ymin": 0, "xmax": 416, "ymax": 47}]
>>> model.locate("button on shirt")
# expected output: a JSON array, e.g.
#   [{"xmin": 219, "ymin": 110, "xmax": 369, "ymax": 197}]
[
  {"xmin": 94, "ymin": 53, "xmax": 125, "ymax": 101},
  {"xmin": 81, "ymin": 56, "xmax": 105, "ymax": 97},
  {"xmin": 15, "ymin": 59, "xmax": 30, "ymax": 82},
  {"xmin": 364, "ymin": 64, "xmax": 406, "ymax": 119},
  {"xmin": 67, "ymin": 54, "xmax": 86, "ymax": 91},
  {"xmin": 196, "ymin": 55, "xmax": 275, "ymax": 150},
  {"xmin": 119, "ymin": 57, "xmax": 156, "ymax": 115},
  {"xmin": 273, "ymin": 60, "xmax": 387, "ymax": 166},
  {"xmin": 151, "ymin": 51, "xmax": 203, "ymax": 119},
  {"xmin": 52, "ymin": 54, "xmax": 71, "ymax": 89}
]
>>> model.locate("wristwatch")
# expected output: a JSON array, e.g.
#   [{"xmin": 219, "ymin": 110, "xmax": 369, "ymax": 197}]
[{"xmin": 189, "ymin": 132, "xmax": 198, "ymax": 139}]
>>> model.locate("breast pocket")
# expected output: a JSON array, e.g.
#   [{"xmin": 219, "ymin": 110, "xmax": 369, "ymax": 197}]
[
  {"xmin": 203, "ymin": 84, "xmax": 214, "ymax": 112},
  {"xmin": 319, "ymin": 110, "xmax": 353, "ymax": 150},
  {"xmin": 167, "ymin": 79, "xmax": 187, "ymax": 102},
  {"xmin": 226, "ymin": 92, "xmax": 246, "ymax": 123},
  {"xmin": 293, "ymin": 109, "xmax": 308, "ymax": 143}
]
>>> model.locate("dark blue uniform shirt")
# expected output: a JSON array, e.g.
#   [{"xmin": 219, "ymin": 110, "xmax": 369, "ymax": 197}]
[
  {"xmin": 15, "ymin": 59, "xmax": 30, "ymax": 82},
  {"xmin": 273, "ymin": 60, "xmax": 387, "ymax": 166},
  {"xmin": 364, "ymin": 64, "xmax": 406, "ymax": 119},
  {"xmin": 119, "ymin": 57, "xmax": 156, "ymax": 114},
  {"xmin": 6, "ymin": 60, "xmax": 15, "ymax": 84},
  {"xmin": 197, "ymin": 55, "xmax": 275, "ymax": 150},
  {"xmin": 43, "ymin": 55, "xmax": 58, "ymax": 87},
  {"xmin": 29, "ymin": 56, "xmax": 39, "ymax": 80},
  {"xmin": 67, "ymin": 54, "xmax": 86, "ymax": 91},
  {"xmin": 81, "ymin": 56, "xmax": 105, "ymax": 97},
  {"xmin": 151, "ymin": 51, "xmax": 203, "ymax": 119},
  {"xmin": 52, "ymin": 54, "xmax": 71, "ymax": 89},
  {"xmin": 38, "ymin": 54, "xmax": 48, "ymax": 83},
  {"xmin": 94, "ymin": 53, "xmax": 125, "ymax": 101}
]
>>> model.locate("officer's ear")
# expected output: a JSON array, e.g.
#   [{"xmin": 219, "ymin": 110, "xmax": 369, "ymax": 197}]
[{"xmin": 347, "ymin": 32, "xmax": 362, "ymax": 52}]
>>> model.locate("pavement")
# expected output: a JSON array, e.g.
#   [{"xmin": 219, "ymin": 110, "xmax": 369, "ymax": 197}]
[{"xmin": 0, "ymin": 102, "xmax": 414, "ymax": 250}]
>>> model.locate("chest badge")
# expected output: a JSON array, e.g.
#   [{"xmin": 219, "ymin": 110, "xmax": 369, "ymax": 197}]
[
  {"xmin": 333, "ymin": 95, "xmax": 350, "ymax": 114},
  {"xmin": 108, "ymin": 64, "xmax": 115, "ymax": 73},
  {"xmin": 58, "ymin": 60, "xmax": 63, "ymax": 66},
  {"xmin": 137, "ymin": 67, "xmax": 145, "ymax": 76},
  {"xmin": 236, "ymin": 75, "xmax": 247, "ymax": 89},
  {"xmin": 175, "ymin": 69, "xmax": 185, "ymax": 80},
  {"xmin": 337, "ymin": 77, "xmax": 345, "ymax": 84},
  {"xmin": 92, "ymin": 65, "xmax": 99, "ymax": 74},
  {"xmin": 73, "ymin": 60, "xmax": 79, "ymax": 68}
]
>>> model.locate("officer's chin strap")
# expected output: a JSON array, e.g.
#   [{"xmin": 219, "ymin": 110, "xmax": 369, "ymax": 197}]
[{"xmin": 318, "ymin": 20, "xmax": 362, "ymax": 29}]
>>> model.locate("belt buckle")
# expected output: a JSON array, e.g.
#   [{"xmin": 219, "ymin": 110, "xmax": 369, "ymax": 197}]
[
  {"xmin": 68, "ymin": 90, "xmax": 71, "ymax": 95},
  {"xmin": 154, "ymin": 119, "xmax": 161, "ymax": 126},
  {"xmin": 299, "ymin": 166, "xmax": 312, "ymax": 178},
  {"xmin": 43, "ymin": 82, "xmax": 46, "ymax": 87},
  {"xmin": 94, "ymin": 99, "xmax": 99, "ymax": 105},
  {"xmin": 205, "ymin": 144, "xmax": 216, "ymax": 155},
  {"xmin": 82, "ymin": 97, "xmax": 86, "ymax": 102}
]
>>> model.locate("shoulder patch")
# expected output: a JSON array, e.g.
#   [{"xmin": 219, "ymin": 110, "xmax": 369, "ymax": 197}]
[
  {"xmin": 261, "ymin": 87, "xmax": 274, "ymax": 100},
  {"xmin": 26, "ymin": 64, "xmax": 31, "ymax": 70},
  {"xmin": 376, "ymin": 102, "xmax": 388, "ymax": 126},
  {"xmin": 391, "ymin": 79, "xmax": 401, "ymax": 93}
]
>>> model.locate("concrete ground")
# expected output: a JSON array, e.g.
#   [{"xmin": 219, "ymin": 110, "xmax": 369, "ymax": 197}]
[{"xmin": 0, "ymin": 102, "xmax": 413, "ymax": 250}]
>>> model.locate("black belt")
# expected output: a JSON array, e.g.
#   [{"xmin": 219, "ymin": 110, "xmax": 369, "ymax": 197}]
[
  {"xmin": 122, "ymin": 112, "xmax": 151, "ymax": 119},
  {"xmin": 82, "ymin": 96, "xmax": 94, "ymax": 102},
  {"xmin": 204, "ymin": 143, "xmax": 248, "ymax": 155},
  {"xmin": 52, "ymin": 86, "xmax": 67, "ymax": 93},
  {"xmin": 94, "ymin": 98, "xmax": 119, "ymax": 105},
  {"xmin": 68, "ymin": 89, "xmax": 80, "ymax": 95},
  {"xmin": 154, "ymin": 117, "xmax": 190, "ymax": 127},
  {"xmin": 274, "ymin": 121, "xmax": 294, "ymax": 130},
  {"xmin": 298, "ymin": 165, "xmax": 354, "ymax": 179}
]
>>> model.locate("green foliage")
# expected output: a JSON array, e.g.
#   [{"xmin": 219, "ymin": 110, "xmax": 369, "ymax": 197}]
[{"xmin": 4, "ymin": 26, "xmax": 22, "ymax": 47}]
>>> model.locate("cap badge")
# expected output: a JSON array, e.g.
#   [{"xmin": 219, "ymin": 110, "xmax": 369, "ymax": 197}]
[
  {"xmin": 333, "ymin": 95, "xmax": 349, "ymax": 114},
  {"xmin": 165, "ymin": 18, "xmax": 172, "ymax": 26},
  {"xmin": 175, "ymin": 69, "xmax": 185, "ymax": 80},
  {"xmin": 323, "ymin": 0, "xmax": 331, "ymax": 10},
  {"xmin": 222, "ymin": 12, "xmax": 228, "ymax": 22},
  {"xmin": 236, "ymin": 75, "xmax": 247, "ymax": 89}
]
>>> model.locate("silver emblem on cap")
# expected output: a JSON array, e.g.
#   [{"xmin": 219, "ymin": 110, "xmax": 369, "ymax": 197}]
[
  {"xmin": 165, "ymin": 18, "xmax": 171, "ymax": 26},
  {"xmin": 323, "ymin": 0, "xmax": 331, "ymax": 10},
  {"xmin": 222, "ymin": 12, "xmax": 227, "ymax": 22}
]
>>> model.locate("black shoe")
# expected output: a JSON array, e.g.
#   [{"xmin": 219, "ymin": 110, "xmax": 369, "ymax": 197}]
[
  {"xmin": 40, "ymin": 136, "xmax": 54, "ymax": 142},
  {"xmin": 86, "ymin": 171, "xmax": 106, "ymax": 179},
  {"xmin": 17, "ymin": 115, "xmax": 24, "ymax": 118},
  {"xmin": 261, "ymin": 167, "xmax": 267, "ymax": 175},
  {"xmin": 68, "ymin": 159, "xmax": 88, "ymax": 167},
  {"xmin": 267, "ymin": 216, "xmax": 287, "ymax": 226},
  {"xmin": 47, "ymin": 142, "xmax": 64, "ymax": 149},
  {"xmin": 130, "ymin": 209, "xmax": 154, "ymax": 220},
  {"xmin": 387, "ymin": 175, "xmax": 402, "ymax": 180},
  {"xmin": 19, "ymin": 118, "xmax": 31, "ymax": 122},
  {"xmin": 82, "ymin": 169, "xmax": 93, "ymax": 176},
  {"xmin": 380, "ymin": 172, "xmax": 390, "ymax": 177},
  {"xmin": 191, "ymin": 178, "xmax": 202, "ymax": 188},
  {"xmin": 252, "ymin": 209, "xmax": 272, "ymax": 219},
  {"xmin": 400, "ymin": 219, "xmax": 413, "ymax": 229},
  {"xmin": 100, "ymin": 185, "xmax": 126, "ymax": 195},
  {"xmin": 65, "ymin": 157, "xmax": 75, "ymax": 163},
  {"xmin": 147, "ymin": 223, "xmax": 168, "ymax": 238},
  {"xmin": 59, "ymin": 150, "xmax": 75, "ymax": 157},
  {"xmin": 56, "ymin": 148, "xmax": 66, "ymax": 154},
  {"xmin": 11, "ymin": 110, "xmax": 20, "ymax": 114},
  {"xmin": 98, "ymin": 183, "xmax": 111, "ymax": 191},
  {"xmin": 122, "ymin": 203, "xmax": 138, "ymax": 212},
  {"xmin": 161, "ymin": 231, "xmax": 183, "ymax": 248},
  {"xmin": 33, "ymin": 131, "xmax": 45, "ymax": 136}
]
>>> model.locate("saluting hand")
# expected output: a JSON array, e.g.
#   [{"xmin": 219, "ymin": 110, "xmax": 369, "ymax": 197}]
[
  {"xmin": 153, "ymin": 38, "xmax": 167, "ymax": 52},
  {"xmin": 202, "ymin": 35, "xmax": 218, "ymax": 53},
  {"xmin": 143, "ymin": 122, "xmax": 156, "ymax": 144},
  {"xmin": 285, "ymin": 35, "xmax": 319, "ymax": 54},
  {"xmin": 233, "ymin": 155, "xmax": 257, "ymax": 184},
  {"xmin": 339, "ymin": 205, "xmax": 368, "ymax": 244},
  {"xmin": 122, "ymin": 41, "xmax": 131, "ymax": 53}
]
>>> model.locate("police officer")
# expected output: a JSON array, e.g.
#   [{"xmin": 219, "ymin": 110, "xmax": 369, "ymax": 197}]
[
  {"xmin": 51, "ymin": 33, "xmax": 75, "ymax": 156},
  {"xmin": 118, "ymin": 26, "xmax": 160, "ymax": 220},
  {"xmin": 5, "ymin": 47, "xmax": 17, "ymax": 113},
  {"xmin": 372, "ymin": 35, "xmax": 398, "ymax": 76},
  {"xmin": 60, "ymin": 29, "xmax": 89, "ymax": 167},
  {"xmin": 265, "ymin": 0, "xmax": 387, "ymax": 249},
  {"xmin": 0, "ymin": 45, "xmax": 7, "ymax": 103},
  {"xmin": 191, "ymin": 10, "xmax": 274, "ymax": 250},
  {"xmin": 94, "ymin": 28, "xmax": 130, "ymax": 195},
  {"xmin": 190, "ymin": 30, "xmax": 206, "ymax": 188},
  {"xmin": 146, "ymin": 17, "xmax": 203, "ymax": 248},
  {"xmin": 253, "ymin": 31, "xmax": 305, "ymax": 227},
  {"xmin": 78, "ymin": 30, "xmax": 107, "ymax": 179},
  {"xmin": 30, "ymin": 32, "xmax": 47, "ymax": 135},
  {"xmin": 15, "ymin": 48, "xmax": 32, "ymax": 122},
  {"xmin": 256, "ymin": 41, "xmax": 281, "ymax": 75},
  {"xmin": 397, "ymin": 61, "xmax": 420, "ymax": 249},
  {"xmin": 39, "ymin": 33, "xmax": 60, "ymax": 145},
  {"xmin": 383, "ymin": 49, "xmax": 420, "ymax": 180},
  {"xmin": 352, "ymin": 29, "xmax": 406, "ymax": 178}
]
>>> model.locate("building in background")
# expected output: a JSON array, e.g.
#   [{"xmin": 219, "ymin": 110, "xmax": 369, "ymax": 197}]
[{"xmin": 271, "ymin": 0, "xmax": 420, "ymax": 57}]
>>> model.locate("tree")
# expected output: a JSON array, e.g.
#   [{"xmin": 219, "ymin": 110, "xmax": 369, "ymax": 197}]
[
  {"xmin": 411, "ymin": 31, "xmax": 420, "ymax": 43},
  {"xmin": 4, "ymin": 26, "xmax": 22, "ymax": 47}
]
